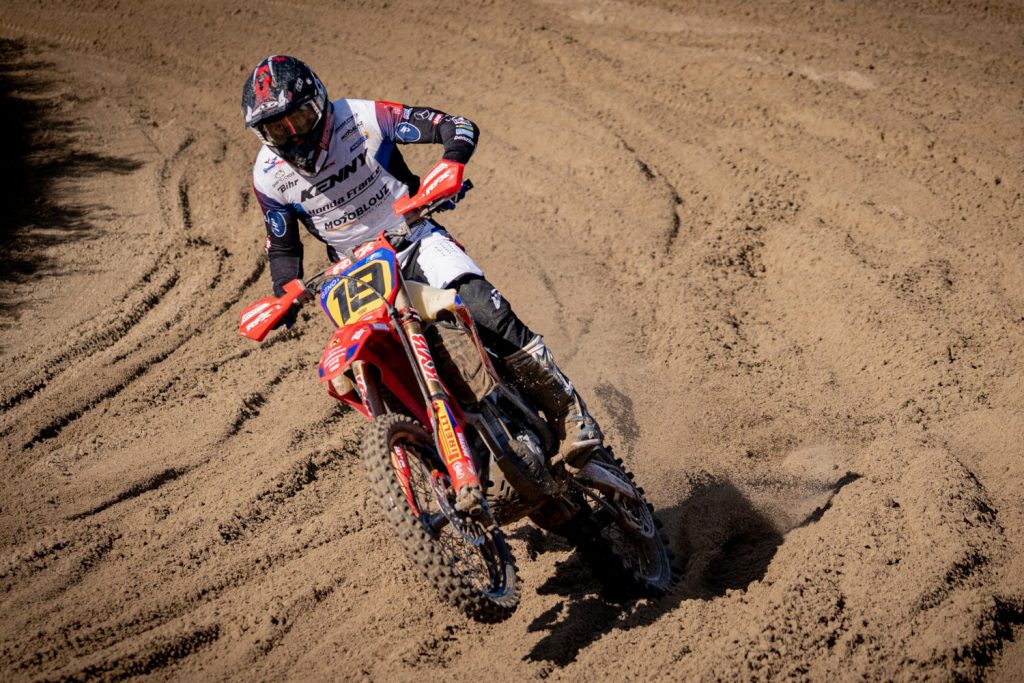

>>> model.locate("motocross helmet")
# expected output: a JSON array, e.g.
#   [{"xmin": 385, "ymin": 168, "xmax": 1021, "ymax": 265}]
[{"xmin": 242, "ymin": 55, "xmax": 332, "ymax": 175}]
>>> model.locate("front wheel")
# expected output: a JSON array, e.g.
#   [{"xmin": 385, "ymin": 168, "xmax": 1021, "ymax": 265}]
[
  {"xmin": 361, "ymin": 413, "xmax": 520, "ymax": 622},
  {"xmin": 562, "ymin": 447, "xmax": 673, "ymax": 596}
]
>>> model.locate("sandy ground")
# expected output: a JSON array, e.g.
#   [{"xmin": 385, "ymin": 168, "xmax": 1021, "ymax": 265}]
[{"xmin": 2, "ymin": 0, "xmax": 1023, "ymax": 680}]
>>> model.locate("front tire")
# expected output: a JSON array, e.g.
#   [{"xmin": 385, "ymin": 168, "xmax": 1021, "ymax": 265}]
[{"xmin": 361, "ymin": 413, "xmax": 520, "ymax": 622}]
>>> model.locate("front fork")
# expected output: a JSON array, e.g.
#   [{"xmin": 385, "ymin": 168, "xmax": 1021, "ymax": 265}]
[{"xmin": 370, "ymin": 285, "xmax": 482, "ymax": 497}]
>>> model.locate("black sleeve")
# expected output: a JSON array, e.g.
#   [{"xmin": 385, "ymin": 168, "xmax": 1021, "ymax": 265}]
[
  {"xmin": 395, "ymin": 106, "xmax": 480, "ymax": 165},
  {"xmin": 264, "ymin": 210, "xmax": 304, "ymax": 297}
]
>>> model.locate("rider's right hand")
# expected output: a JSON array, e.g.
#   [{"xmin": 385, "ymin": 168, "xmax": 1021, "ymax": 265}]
[{"xmin": 273, "ymin": 301, "xmax": 300, "ymax": 330}]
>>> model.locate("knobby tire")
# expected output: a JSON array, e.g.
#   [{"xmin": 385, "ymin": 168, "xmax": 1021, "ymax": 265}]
[
  {"xmin": 566, "ymin": 447, "xmax": 674, "ymax": 597},
  {"xmin": 361, "ymin": 413, "xmax": 520, "ymax": 623}
]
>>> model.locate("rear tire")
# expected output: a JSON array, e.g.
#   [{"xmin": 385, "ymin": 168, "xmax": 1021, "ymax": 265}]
[
  {"xmin": 361, "ymin": 413, "xmax": 520, "ymax": 622},
  {"xmin": 560, "ymin": 447, "xmax": 673, "ymax": 597}
]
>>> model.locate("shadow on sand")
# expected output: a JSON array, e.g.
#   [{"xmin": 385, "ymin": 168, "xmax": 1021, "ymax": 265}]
[
  {"xmin": 0, "ymin": 39, "xmax": 143, "ymax": 315},
  {"xmin": 518, "ymin": 470, "xmax": 860, "ymax": 666}
]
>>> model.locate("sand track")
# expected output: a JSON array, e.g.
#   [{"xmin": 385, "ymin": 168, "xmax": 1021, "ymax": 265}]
[{"xmin": 2, "ymin": 1, "xmax": 1023, "ymax": 680}]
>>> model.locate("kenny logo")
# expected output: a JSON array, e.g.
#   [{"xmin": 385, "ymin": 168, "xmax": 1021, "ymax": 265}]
[{"xmin": 300, "ymin": 151, "xmax": 367, "ymax": 201}]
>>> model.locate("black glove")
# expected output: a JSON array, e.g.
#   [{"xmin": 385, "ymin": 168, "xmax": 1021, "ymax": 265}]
[
  {"xmin": 273, "ymin": 301, "xmax": 300, "ymax": 330},
  {"xmin": 434, "ymin": 182, "xmax": 470, "ymax": 214}
]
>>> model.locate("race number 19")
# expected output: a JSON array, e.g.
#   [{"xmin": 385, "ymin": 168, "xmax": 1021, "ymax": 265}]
[{"xmin": 334, "ymin": 260, "xmax": 390, "ymax": 324}]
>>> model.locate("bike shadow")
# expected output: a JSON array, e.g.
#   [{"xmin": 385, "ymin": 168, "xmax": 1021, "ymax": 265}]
[{"xmin": 518, "ymin": 470, "xmax": 860, "ymax": 666}]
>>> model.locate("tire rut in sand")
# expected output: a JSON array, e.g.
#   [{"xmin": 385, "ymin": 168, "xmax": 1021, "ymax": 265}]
[
  {"xmin": 615, "ymin": 135, "xmax": 686, "ymax": 252},
  {"xmin": 68, "ymin": 467, "xmax": 191, "ymax": 521},
  {"xmin": 216, "ymin": 444, "xmax": 359, "ymax": 544},
  {"xmin": 1, "ymin": 264, "xmax": 181, "ymax": 413},
  {"xmin": 4, "ymin": 426, "xmax": 362, "ymax": 679},
  {"xmin": 222, "ymin": 360, "xmax": 308, "ymax": 440},
  {"xmin": 48, "ymin": 625, "xmax": 222, "ymax": 682},
  {"xmin": 16, "ymin": 252, "xmax": 266, "ymax": 452}
]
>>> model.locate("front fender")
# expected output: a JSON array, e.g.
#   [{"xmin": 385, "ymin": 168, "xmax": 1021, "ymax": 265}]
[
  {"xmin": 318, "ymin": 322, "xmax": 390, "ymax": 383},
  {"xmin": 318, "ymin": 322, "xmax": 428, "ymax": 425}
]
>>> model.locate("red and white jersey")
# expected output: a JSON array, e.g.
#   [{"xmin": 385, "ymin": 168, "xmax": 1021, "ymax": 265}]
[
  {"xmin": 252, "ymin": 97, "xmax": 478, "ymax": 295},
  {"xmin": 253, "ymin": 99, "xmax": 410, "ymax": 253}
]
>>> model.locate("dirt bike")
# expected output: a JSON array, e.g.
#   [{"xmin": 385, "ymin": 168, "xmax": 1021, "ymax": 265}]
[{"xmin": 238, "ymin": 170, "xmax": 672, "ymax": 622}]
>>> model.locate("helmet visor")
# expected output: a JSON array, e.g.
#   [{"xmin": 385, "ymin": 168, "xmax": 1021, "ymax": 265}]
[{"xmin": 258, "ymin": 101, "xmax": 322, "ymax": 146}]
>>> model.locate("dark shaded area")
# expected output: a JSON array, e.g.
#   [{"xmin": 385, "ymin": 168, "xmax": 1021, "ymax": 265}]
[
  {"xmin": 523, "ymin": 470, "xmax": 860, "ymax": 666},
  {"xmin": 67, "ymin": 466, "xmax": 190, "ymax": 520},
  {"xmin": 964, "ymin": 596, "xmax": 1024, "ymax": 674},
  {"xmin": 0, "ymin": 39, "xmax": 142, "ymax": 312},
  {"xmin": 673, "ymin": 474, "xmax": 787, "ymax": 595}
]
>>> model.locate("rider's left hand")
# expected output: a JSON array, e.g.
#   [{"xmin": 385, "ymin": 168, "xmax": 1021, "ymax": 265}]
[
  {"xmin": 393, "ymin": 159, "xmax": 464, "ymax": 217},
  {"xmin": 434, "ymin": 183, "xmax": 468, "ymax": 213}
]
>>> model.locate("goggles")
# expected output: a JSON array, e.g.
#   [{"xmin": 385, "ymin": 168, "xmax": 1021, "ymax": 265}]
[{"xmin": 258, "ymin": 101, "xmax": 322, "ymax": 146}]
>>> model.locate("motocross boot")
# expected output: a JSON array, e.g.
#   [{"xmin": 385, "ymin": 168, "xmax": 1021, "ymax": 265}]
[{"xmin": 503, "ymin": 335, "xmax": 603, "ymax": 466}]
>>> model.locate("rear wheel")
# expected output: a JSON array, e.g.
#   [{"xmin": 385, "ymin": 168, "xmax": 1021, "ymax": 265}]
[
  {"xmin": 361, "ymin": 413, "xmax": 520, "ymax": 622},
  {"xmin": 562, "ymin": 447, "xmax": 673, "ymax": 596}
]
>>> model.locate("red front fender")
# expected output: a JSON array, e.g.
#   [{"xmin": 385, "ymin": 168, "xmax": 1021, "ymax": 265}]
[
  {"xmin": 318, "ymin": 322, "xmax": 383, "ymax": 383},
  {"xmin": 318, "ymin": 322, "xmax": 428, "ymax": 425}
]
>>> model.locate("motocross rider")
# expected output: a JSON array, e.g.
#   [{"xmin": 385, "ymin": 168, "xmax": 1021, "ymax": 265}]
[{"xmin": 241, "ymin": 55, "xmax": 602, "ymax": 485}]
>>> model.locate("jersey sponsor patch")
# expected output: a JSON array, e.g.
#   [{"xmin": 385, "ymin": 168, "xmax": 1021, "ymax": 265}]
[
  {"xmin": 266, "ymin": 209, "xmax": 288, "ymax": 237},
  {"xmin": 262, "ymin": 157, "xmax": 288, "ymax": 174},
  {"xmin": 395, "ymin": 122, "xmax": 421, "ymax": 142}
]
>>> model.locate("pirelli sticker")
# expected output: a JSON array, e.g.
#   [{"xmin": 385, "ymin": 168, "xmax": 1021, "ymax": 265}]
[{"xmin": 433, "ymin": 400, "xmax": 466, "ymax": 465}]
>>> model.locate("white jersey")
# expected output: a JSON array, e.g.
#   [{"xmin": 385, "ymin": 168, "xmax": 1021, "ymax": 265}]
[{"xmin": 252, "ymin": 98, "xmax": 411, "ymax": 255}]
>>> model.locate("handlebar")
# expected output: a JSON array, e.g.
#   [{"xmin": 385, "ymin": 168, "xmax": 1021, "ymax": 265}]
[
  {"xmin": 403, "ymin": 179, "xmax": 473, "ymax": 225},
  {"xmin": 240, "ymin": 180, "xmax": 473, "ymax": 341},
  {"xmin": 299, "ymin": 179, "xmax": 474, "ymax": 298}
]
